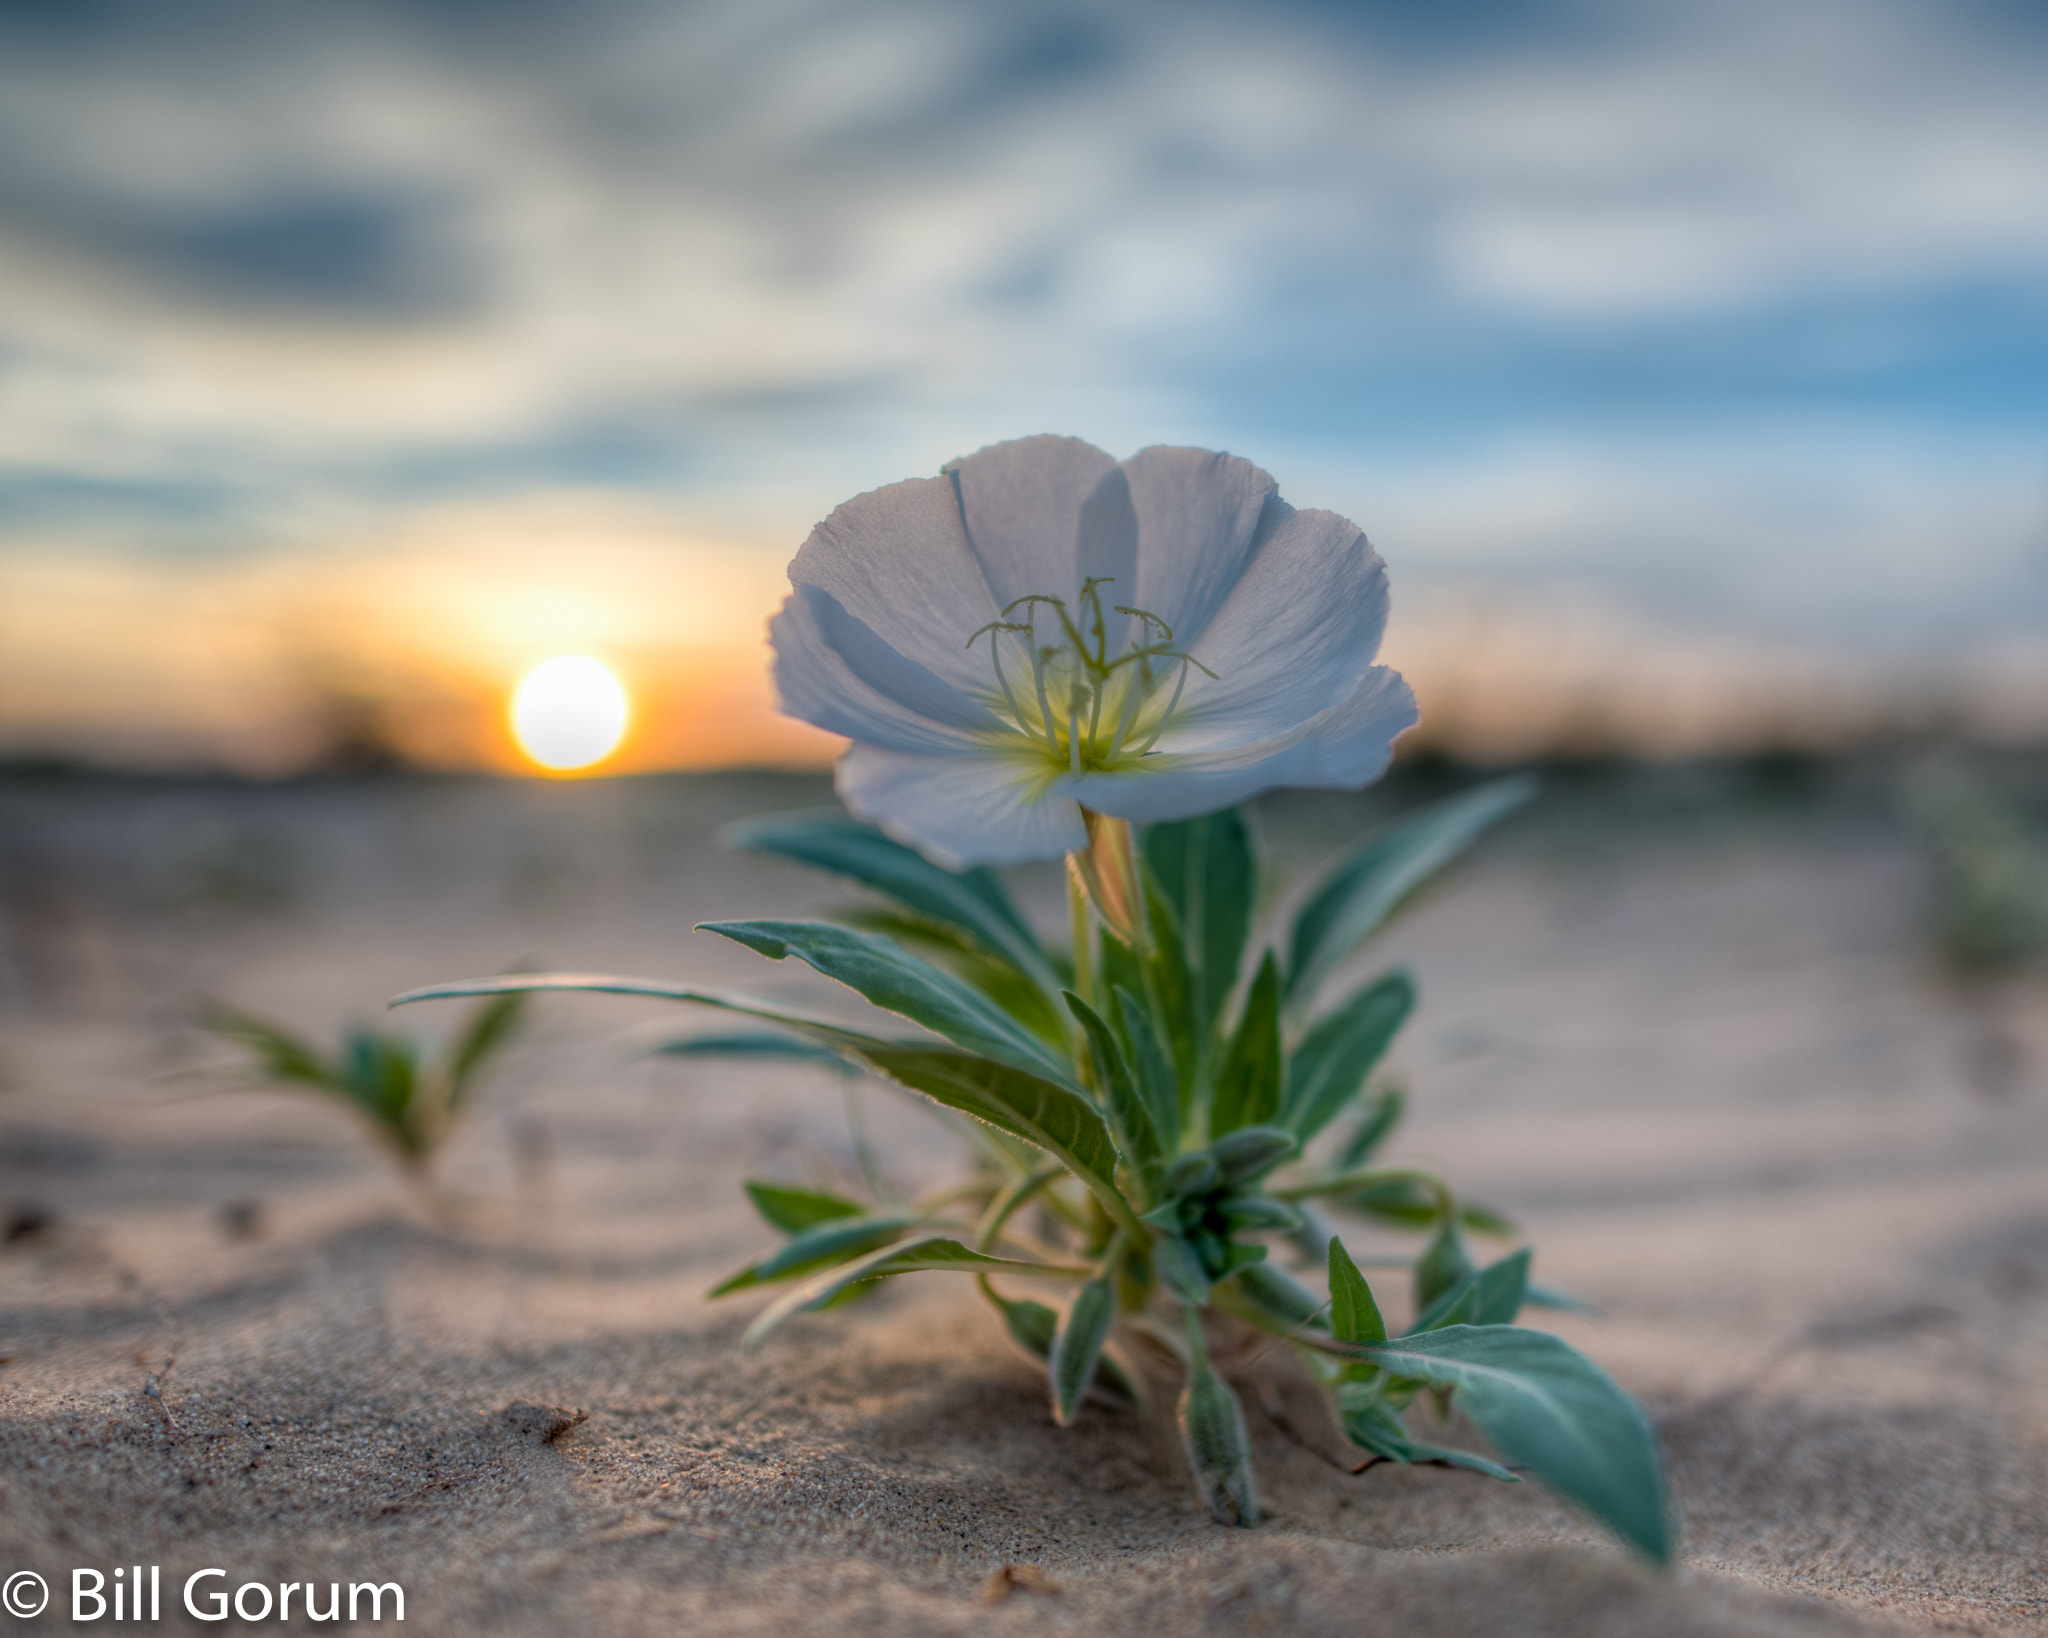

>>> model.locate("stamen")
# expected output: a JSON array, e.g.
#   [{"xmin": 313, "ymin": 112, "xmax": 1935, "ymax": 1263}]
[{"xmin": 1129, "ymin": 657, "xmax": 1195, "ymax": 756}]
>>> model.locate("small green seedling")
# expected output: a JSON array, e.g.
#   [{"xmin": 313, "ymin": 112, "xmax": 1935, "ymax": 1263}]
[{"xmin": 204, "ymin": 992, "xmax": 527, "ymax": 1183}]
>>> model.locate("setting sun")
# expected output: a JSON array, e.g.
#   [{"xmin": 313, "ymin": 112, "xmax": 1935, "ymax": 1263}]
[{"xmin": 511, "ymin": 655, "xmax": 629, "ymax": 772}]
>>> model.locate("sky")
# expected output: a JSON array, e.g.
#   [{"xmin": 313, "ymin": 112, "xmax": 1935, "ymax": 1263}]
[{"xmin": 1, "ymin": 0, "xmax": 2045, "ymax": 771}]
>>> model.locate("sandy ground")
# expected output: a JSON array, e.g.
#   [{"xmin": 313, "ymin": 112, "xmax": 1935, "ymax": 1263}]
[{"xmin": 1, "ymin": 765, "xmax": 2045, "ymax": 1635}]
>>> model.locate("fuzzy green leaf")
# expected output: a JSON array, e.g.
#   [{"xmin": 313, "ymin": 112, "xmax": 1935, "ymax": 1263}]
[
  {"xmin": 710, "ymin": 1214, "xmax": 923, "ymax": 1296},
  {"xmin": 700, "ymin": 920, "xmax": 1077, "ymax": 1085},
  {"xmin": 442, "ymin": 991, "xmax": 528, "ymax": 1107},
  {"xmin": 1415, "ymin": 1215, "xmax": 1475, "ymax": 1311},
  {"xmin": 1152, "ymin": 1235, "xmax": 1211, "ymax": 1305},
  {"xmin": 1063, "ymin": 991, "xmax": 1162, "ymax": 1178},
  {"xmin": 1284, "ymin": 970, "xmax": 1414, "ymax": 1141},
  {"xmin": 1233, "ymin": 1261, "xmax": 1326, "ymax": 1329},
  {"xmin": 1411, "ymin": 1248, "xmax": 1531, "ymax": 1333},
  {"xmin": 984, "ymin": 1288, "xmax": 1138, "ymax": 1408},
  {"xmin": 1112, "ymin": 985, "xmax": 1181, "ymax": 1155},
  {"xmin": 654, "ymin": 1031, "xmax": 857, "ymax": 1071},
  {"xmin": 1328, "ymin": 1237, "xmax": 1389, "ymax": 1344},
  {"xmin": 1050, "ymin": 1274, "xmax": 1117, "ymax": 1425},
  {"xmin": 741, "ymin": 1234, "xmax": 1084, "ymax": 1348},
  {"xmin": 721, "ymin": 813, "xmax": 1053, "ymax": 985},
  {"xmin": 203, "ymin": 1005, "xmax": 337, "ymax": 1091},
  {"xmin": 742, "ymin": 1181, "xmax": 867, "ymax": 1235},
  {"xmin": 1338, "ymin": 1086, "xmax": 1406, "ymax": 1168},
  {"xmin": 1140, "ymin": 873, "xmax": 1202, "ymax": 1100},
  {"xmin": 1353, "ymin": 1325, "xmax": 1671, "ymax": 1562},
  {"xmin": 1179, "ymin": 1349, "xmax": 1257, "ymax": 1526},
  {"xmin": 1210, "ymin": 952, "xmax": 1283, "ymax": 1135},
  {"xmin": 1143, "ymin": 810, "xmax": 1254, "ymax": 1035},
  {"xmin": 851, "ymin": 1046, "xmax": 1128, "ymax": 1218},
  {"xmin": 1286, "ymin": 777, "xmax": 1535, "ymax": 1008}
]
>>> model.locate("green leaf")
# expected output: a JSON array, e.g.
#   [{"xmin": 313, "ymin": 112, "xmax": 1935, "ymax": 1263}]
[
  {"xmin": 721, "ymin": 812, "xmax": 1054, "ymax": 986},
  {"xmin": 1140, "ymin": 873, "xmax": 1201, "ymax": 1102},
  {"xmin": 1112, "ymin": 985, "xmax": 1180, "ymax": 1155},
  {"xmin": 1415, "ymin": 1215, "xmax": 1475, "ymax": 1311},
  {"xmin": 701, "ymin": 920, "xmax": 1078, "ymax": 1086},
  {"xmin": 982, "ymin": 1286, "xmax": 1138, "ymax": 1408},
  {"xmin": 1063, "ymin": 991, "xmax": 1162, "ymax": 1178},
  {"xmin": 654, "ymin": 1030, "xmax": 858, "ymax": 1071},
  {"xmin": 1050, "ymin": 1274, "xmax": 1117, "ymax": 1425},
  {"xmin": 1286, "ymin": 776, "xmax": 1535, "ymax": 1009},
  {"xmin": 1327, "ymin": 1237, "xmax": 1388, "ymax": 1344},
  {"xmin": 742, "ymin": 1180, "xmax": 866, "ymax": 1234},
  {"xmin": 1405, "ymin": 1441, "xmax": 1520, "ymax": 1481},
  {"xmin": 1210, "ymin": 951, "xmax": 1282, "ymax": 1135},
  {"xmin": 1152, "ymin": 1235, "xmax": 1211, "ymax": 1305},
  {"xmin": 1284, "ymin": 970, "xmax": 1414, "ymax": 1141},
  {"xmin": 839, "ymin": 909, "xmax": 1067, "ymax": 1043},
  {"xmin": 1526, "ymin": 1281, "xmax": 1601, "ymax": 1316},
  {"xmin": 851, "ymin": 1046, "xmax": 1130, "ymax": 1221},
  {"xmin": 709, "ymin": 1214, "xmax": 923, "ymax": 1295},
  {"xmin": 203, "ymin": 1005, "xmax": 336, "ymax": 1090},
  {"xmin": 1338, "ymin": 1085, "xmax": 1406, "ymax": 1168},
  {"xmin": 1209, "ymin": 1125, "xmax": 1298, "ymax": 1186},
  {"xmin": 391, "ymin": 974, "xmax": 1134, "ymax": 1223},
  {"xmin": 1411, "ymin": 1247, "xmax": 1532, "ymax": 1333},
  {"xmin": 1179, "ymin": 1343, "xmax": 1257, "ymax": 1526},
  {"xmin": 442, "ymin": 991, "xmax": 528, "ymax": 1108},
  {"xmin": 1233, "ymin": 1261, "xmax": 1325, "ymax": 1329},
  {"xmin": 1142, "ymin": 810, "xmax": 1254, "ymax": 1034},
  {"xmin": 741, "ymin": 1234, "xmax": 1084, "ymax": 1348},
  {"xmin": 1353, "ymin": 1325, "xmax": 1671, "ymax": 1562}
]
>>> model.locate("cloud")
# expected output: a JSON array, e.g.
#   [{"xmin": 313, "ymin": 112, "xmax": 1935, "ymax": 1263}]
[{"xmin": 1, "ymin": 0, "xmax": 2046, "ymax": 764}]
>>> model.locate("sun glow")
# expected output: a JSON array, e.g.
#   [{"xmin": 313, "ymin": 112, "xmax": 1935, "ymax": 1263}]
[{"xmin": 511, "ymin": 655, "xmax": 630, "ymax": 772}]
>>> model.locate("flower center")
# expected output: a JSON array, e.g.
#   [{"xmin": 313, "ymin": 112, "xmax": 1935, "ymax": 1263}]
[{"xmin": 968, "ymin": 578, "xmax": 1214, "ymax": 776}]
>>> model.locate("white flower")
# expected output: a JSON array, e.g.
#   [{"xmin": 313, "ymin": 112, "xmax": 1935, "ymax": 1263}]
[{"xmin": 772, "ymin": 435, "xmax": 1417, "ymax": 869}]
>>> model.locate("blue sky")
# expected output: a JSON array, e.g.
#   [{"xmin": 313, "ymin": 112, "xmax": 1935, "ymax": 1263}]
[{"xmin": 2, "ymin": 0, "xmax": 2045, "ymax": 760}]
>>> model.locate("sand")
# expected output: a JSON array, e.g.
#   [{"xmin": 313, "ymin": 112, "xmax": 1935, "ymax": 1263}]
[{"xmin": 1, "ymin": 766, "xmax": 2044, "ymax": 1635}]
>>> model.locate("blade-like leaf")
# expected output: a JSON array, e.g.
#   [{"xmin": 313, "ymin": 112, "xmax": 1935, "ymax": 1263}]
[
  {"xmin": 1233, "ymin": 1261, "xmax": 1325, "ymax": 1329},
  {"xmin": 1284, "ymin": 970, "xmax": 1414, "ymax": 1141},
  {"xmin": 742, "ymin": 1180, "xmax": 866, "ymax": 1234},
  {"xmin": 1328, "ymin": 1237, "xmax": 1388, "ymax": 1344},
  {"xmin": 443, "ymin": 991, "xmax": 528, "ymax": 1107},
  {"xmin": 1353, "ymin": 1326, "xmax": 1670, "ymax": 1562},
  {"xmin": 203, "ymin": 1005, "xmax": 335, "ymax": 1090},
  {"xmin": 1049, "ymin": 1274, "xmax": 1116, "ymax": 1425},
  {"xmin": 851, "ymin": 1045, "xmax": 1131, "ymax": 1223},
  {"xmin": 1415, "ymin": 1215, "xmax": 1475, "ymax": 1311},
  {"xmin": 1112, "ymin": 985, "xmax": 1180, "ymax": 1154},
  {"xmin": 1210, "ymin": 951, "xmax": 1282, "ymax": 1136},
  {"xmin": 654, "ymin": 1031, "xmax": 858, "ymax": 1072},
  {"xmin": 701, "ymin": 920, "xmax": 1077, "ymax": 1085},
  {"xmin": 721, "ymin": 813, "xmax": 1054, "ymax": 985},
  {"xmin": 1063, "ymin": 991, "xmax": 1162, "ymax": 1178},
  {"xmin": 983, "ymin": 1286, "xmax": 1139, "ymax": 1408},
  {"xmin": 1140, "ymin": 873, "xmax": 1201, "ymax": 1100},
  {"xmin": 710, "ymin": 1214, "xmax": 923, "ymax": 1295},
  {"xmin": 742, "ymin": 1234, "xmax": 1085, "ymax": 1348},
  {"xmin": 1143, "ymin": 810, "xmax": 1254, "ymax": 1034},
  {"xmin": 1152, "ymin": 1234, "xmax": 1211, "ymax": 1305},
  {"xmin": 390, "ymin": 975, "xmax": 1134, "ymax": 1223},
  {"xmin": 1338, "ymin": 1085, "xmax": 1406, "ymax": 1168},
  {"xmin": 838, "ymin": 909, "xmax": 1067, "ymax": 1043},
  {"xmin": 1410, "ymin": 1248, "xmax": 1531, "ymax": 1333},
  {"xmin": 1286, "ymin": 777, "xmax": 1535, "ymax": 1008}
]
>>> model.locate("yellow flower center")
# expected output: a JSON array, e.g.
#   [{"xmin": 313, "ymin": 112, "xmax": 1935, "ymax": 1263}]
[{"xmin": 968, "ymin": 578, "xmax": 1213, "ymax": 776}]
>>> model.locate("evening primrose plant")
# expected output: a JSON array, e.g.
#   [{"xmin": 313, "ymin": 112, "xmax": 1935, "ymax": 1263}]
[{"xmin": 395, "ymin": 438, "xmax": 1669, "ymax": 1560}]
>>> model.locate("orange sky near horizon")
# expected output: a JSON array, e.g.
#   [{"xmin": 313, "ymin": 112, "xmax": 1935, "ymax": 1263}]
[{"xmin": 4, "ymin": 491, "xmax": 2045, "ymax": 779}]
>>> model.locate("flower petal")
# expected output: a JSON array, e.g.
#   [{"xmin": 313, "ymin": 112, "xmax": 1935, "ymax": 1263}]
[
  {"xmin": 788, "ymin": 474, "xmax": 999, "ymax": 693},
  {"xmin": 1167, "ymin": 505, "xmax": 1389, "ymax": 750},
  {"xmin": 1123, "ymin": 446, "xmax": 1277, "ymax": 646},
  {"xmin": 1076, "ymin": 666, "xmax": 1418, "ymax": 823},
  {"xmin": 949, "ymin": 435, "xmax": 1130, "ymax": 619},
  {"xmin": 772, "ymin": 586, "xmax": 995, "ymax": 754},
  {"xmin": 835, "ymin": 744, "xmax": 1088, "ymax": 869}
]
